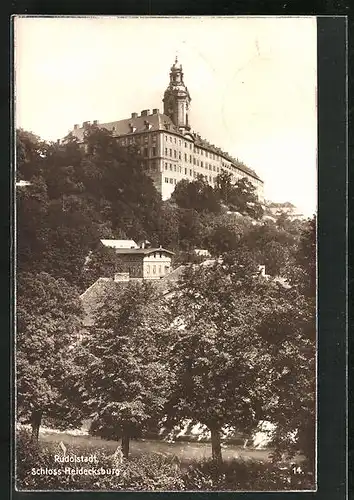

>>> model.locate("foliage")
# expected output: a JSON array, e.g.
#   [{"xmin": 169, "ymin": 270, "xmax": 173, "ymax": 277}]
[
  {"xmin": 16, "ymin": 429, "xmax": 314, "ymax": 491},
  {"xmin": 80, "ymin": 245, "xmax": 123, "ymax": 291},
  {"xmin": 182, "ymin": 458, "xmax": 314, "ymax": 491},
  {"xmin": 214, "ymin": 172, "xmax": 264, "ymax": 219},
  {"xmin": 165, "ymin": 250, "xmax": 315, "ymax": 468},
  {"xmin": 16, "ymin": 272, "xmax": 84, "ymax": 438},
  {"xmin": 171, "ymin": 175, "xmax": 221, "ymax": 214},
  {"xmin": 75, "ymin": 281, "xmax": 171, "ymax": 457}
]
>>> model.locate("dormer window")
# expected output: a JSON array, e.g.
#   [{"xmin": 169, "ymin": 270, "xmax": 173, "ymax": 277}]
[
  {"xmin": 129, "ymin": 123, "xmax": 136, "ymax": 133},
  {"xmin": 144, "ymin": 120, "xmax": 152, "ymax": 130}
]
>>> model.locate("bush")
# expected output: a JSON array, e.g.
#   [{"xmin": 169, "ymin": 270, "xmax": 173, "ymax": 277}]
[
  {"xmin": 16, "ymin": 429, "xmax": 184, "ymax": 491},
  {"xmin": 16, "ymin": 430, "xmax": 314, "ymax": 491},
  {"xmin": 182, "ymin": 458, "xmax": 315, "ymax": 491}
]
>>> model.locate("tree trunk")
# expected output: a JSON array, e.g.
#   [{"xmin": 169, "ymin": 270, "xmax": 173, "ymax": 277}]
[
  {"xmin": 31, "ymin": 409, "xmax": 42, "ymax": 442},
  {"xmin": 121, "ymin": 433, "xmax": 130, "ymax": 459},
  {"xmin": 210, "ymin": 426, "xmax": 222, "ymax": 465}
]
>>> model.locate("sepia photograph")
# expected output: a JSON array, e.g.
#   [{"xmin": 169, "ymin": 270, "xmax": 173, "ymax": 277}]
[{"xmin": 14, "ymin": 15, "xmax": 317, "ymax": 492}]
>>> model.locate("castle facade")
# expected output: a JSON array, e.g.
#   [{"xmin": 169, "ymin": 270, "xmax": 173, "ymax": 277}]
[{"xmin": 71, "ymin": 58, "xmax": 264, "ymax": 201}]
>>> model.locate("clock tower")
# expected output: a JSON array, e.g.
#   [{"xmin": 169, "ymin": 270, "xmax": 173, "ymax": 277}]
[{"xmin": 163, "ymin": 57, "xmax": 191, "ymax": 131}]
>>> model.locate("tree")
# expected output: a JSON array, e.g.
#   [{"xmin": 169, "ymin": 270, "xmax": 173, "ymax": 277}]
[
  {"xmin": 76, "ymin": 281, "xmax": 171, "ymax": 458},
  {"xmin": 215, "ymin": 173, "xmax": 263, "ymax": 219},
  {"xmin": 171, "ymin": 175, "xmax": 221, "ymax": 214},
  {"xmin": 205, "ymin": 225, "xmax": 239, "ymax": 256},
  {"xmin": 16, "ymin": 272, "xmax": 84, "ymax": 440},
  {"xmin": 79, "ymin": 244, "xmax": 123, "ymax": 291},
  {"xmin": 165, "ymin": 256, "xmax": 274, "ymax": 464},
  {"xmin": 165, "ymin": 250, "xmax": 316, "ymax": 469},
  {"xmin": 177, "ymin": 208, "xmax": 205, "ymax": 251},
  {"xmin": 214, "ymin": 171, "xmax": 233, "ymax": 205}
]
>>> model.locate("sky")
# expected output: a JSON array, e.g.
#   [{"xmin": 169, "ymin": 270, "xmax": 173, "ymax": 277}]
[{"xmin": 14, "ymin": 16, "xmax": 317, "ymax": 216}]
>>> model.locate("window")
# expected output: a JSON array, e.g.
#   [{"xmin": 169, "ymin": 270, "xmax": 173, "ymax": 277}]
[
  {"xmin": 209, "ymin": 175, "xmax": 212, "ymax": 182},
  {"xmin": 153, "ymin": 265, "xmax": 156, "ymax": 274},
  {"xmin": 201, "ymin": 161, "xmax": 203, "ymax": 168},
  {"xmin": 189, "ymin": 155, "xmax": 192, "ymax": 163},
  {"xmin": 190, "ymin": 144, "xmax": 192, "ymax": 149},
  {"xmin": 185, "ymin": 142, "xmax": 187, "ymax": 148},
  {"xmin": 174, "ymin": 137, "xmax": 177, "ymax": 143},
  {"xmin": 169, "ymin": 149, "xmax": 172, "ymax": 156},
  {"xmin": 170, "ymin": 137, "xmax": 172, "ymax": 142},
  {"xmin": 174, "ymin": 150, "xmax": 177, "ymax": 158},
  {"xmin": 174, "ymin": 178, "xmax": 177, "ymax": 184},
  {"xmin": 152, "ymin": 147, "xmax": 156, "ymax": 156},
  {"xmin": 165, "ymin": 148, "xmax": 168, "ymax": 155},
  {"xmin": 179, "ymin": 166, "xmax": 181, "ymax": 173},
  {"xmin": 193, "ymin": 158, "xmax": 196, "ymax": 165},
  {"xmin": 178, "ymin": 152, "xmax": 181, "ymax": 160},
  {"xmin": 190, "ymin": 169, "xmax": 192, "ymax": 176},
  {"xmin": 213, "ymin": 165, "xmax": 216, "ymax": 171},
  {"xmin": 170, "ymin": 178, "xmax": 173, "ymax": 184},
  {"xmin": 185, "ymin": 168, "xmax": 187, "ymax": 175},
  {"xmin": 197, "ymin": 160, "xmax": 199, "ymax": 166},
  {"xmin": 144, "ymin": 147, "xmax": 148, "ymax": 157},
  {"xmin": 174, "ymin": 165, "xmax": 176, "ymax": 172},
  {"xmin": 165, "ymin": 135, "xmax": 168, "ymax": 141},
  {"xmin": 206, "ymin": 151, "xmax": 208, "ymax": 158},
  {"xmin": 165, "ymin": 163, "xmax": 168, "ymax": 170},
  {"xmin": 185, "ymin": 153, "xmax": 187, "ymax": 161},
  {"xmin": 179, "ymin": 140, "xmax": 181, "ymax": 146},
  {"xmin": 217, "ymin": 167, "xmax": 220, "ymax": 173},
  {"xmin": 146, "ymin": 265, "xmax": 150, "ymax": 274},
  {"xmin": 164, "ymin": 177, "xmax": 169, "ymax": 183},
  {"xmin": 169, "ymin": 164, "xmax": 172, "ymax": 171},
  {"xmin": 201, "ymin": 149, "xmax": 203, "ymax": 156},
  {"xmin": 209, "ymin": 165, "xmax": 212, "ymax": 171}
]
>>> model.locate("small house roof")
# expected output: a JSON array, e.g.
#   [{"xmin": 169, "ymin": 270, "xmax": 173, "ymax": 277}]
[
  {"xmin": 101, "ymin": 239, "xmax": 138, "ymax": 249},
  {"xmin": 113, "ymin": 247, "xmax": 174, "ymax": 256}
]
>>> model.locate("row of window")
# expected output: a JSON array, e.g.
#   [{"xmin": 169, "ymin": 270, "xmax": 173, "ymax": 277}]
[
  {"xmin": 165, "ymin": 173, "xmax": 216, "ymax": 184},
  {"xmin": 142, "ymin": 146, "xmax": 157, "ymax": 157},
  {"xmin": 165, "ymin": 177, "xmax": 177, "ymax": 185},
  {"xmin": 119, "ymin": 133, "xmax": 157, "ymax": 147},
  {"xmin": 146, "ymin": 264, "xmax": 170, "ymax": 275},
  {"xmin": 163, "ymin": 135, "xmax": 219, "ymax": 160},
  {"xmin": 164, "ymin": 148, "xmax": 221, "ymax": 172}
]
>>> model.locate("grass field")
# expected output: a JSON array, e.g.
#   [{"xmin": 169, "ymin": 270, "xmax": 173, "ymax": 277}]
[{"xmin": 39, "ymin": 428, "xmax": 272, "ymax": 465}]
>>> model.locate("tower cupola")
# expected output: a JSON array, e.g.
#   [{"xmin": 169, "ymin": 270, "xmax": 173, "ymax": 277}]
[{"xmin": 163, "ymin": 56, "xmax": 191, "ymax": 130}]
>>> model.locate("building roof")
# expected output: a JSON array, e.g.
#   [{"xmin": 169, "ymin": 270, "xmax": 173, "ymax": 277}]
[
  {"xmin": 193, "ymin": 134, "xmax": 261, "ymax": 181},
  {"xmin": 80, "ymin": 277, "xmax": 125, "ymax": 326},
  {"xmin": 113, "ymin": 247, "xmax": 174, "ymax": 256},
  {"xmin": 71, "ymin": 113, "xmax": 262, "ymax": 182},
  {"xmin": 72, "ymin": 112, "xmax": 179, "ymax": 142},
  {"xmin": 101, "ymin": 239, "xmax": 138, "ymax": 249}
]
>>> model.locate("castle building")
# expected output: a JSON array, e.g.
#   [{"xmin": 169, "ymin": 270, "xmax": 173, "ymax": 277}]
[{"xmin": 71, "ymin": 57, "xmax": 264, "ymax": 201}]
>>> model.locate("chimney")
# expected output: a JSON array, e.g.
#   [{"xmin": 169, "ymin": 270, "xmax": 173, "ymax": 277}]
[
  {"xmin": 74, "ymin": 124, "xmax": 79, "ymax": 130},
  {"xmin": 131, "ymin": 112, "xmax": 138, "ymax": 118},
  {"xmin": 93, "ymin": 119, "xmax": 98, "ymax": 125},
  {"xmin": 152, "ymin": 108, "xmax": 159, "ymax": 114},
  {"xmin": 141, "ymin": 109, "xmax": 150, "ymax": 117},
  {"xmin": 82, "ymin": 121, "xmax": 90, "ymax": 128}
]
